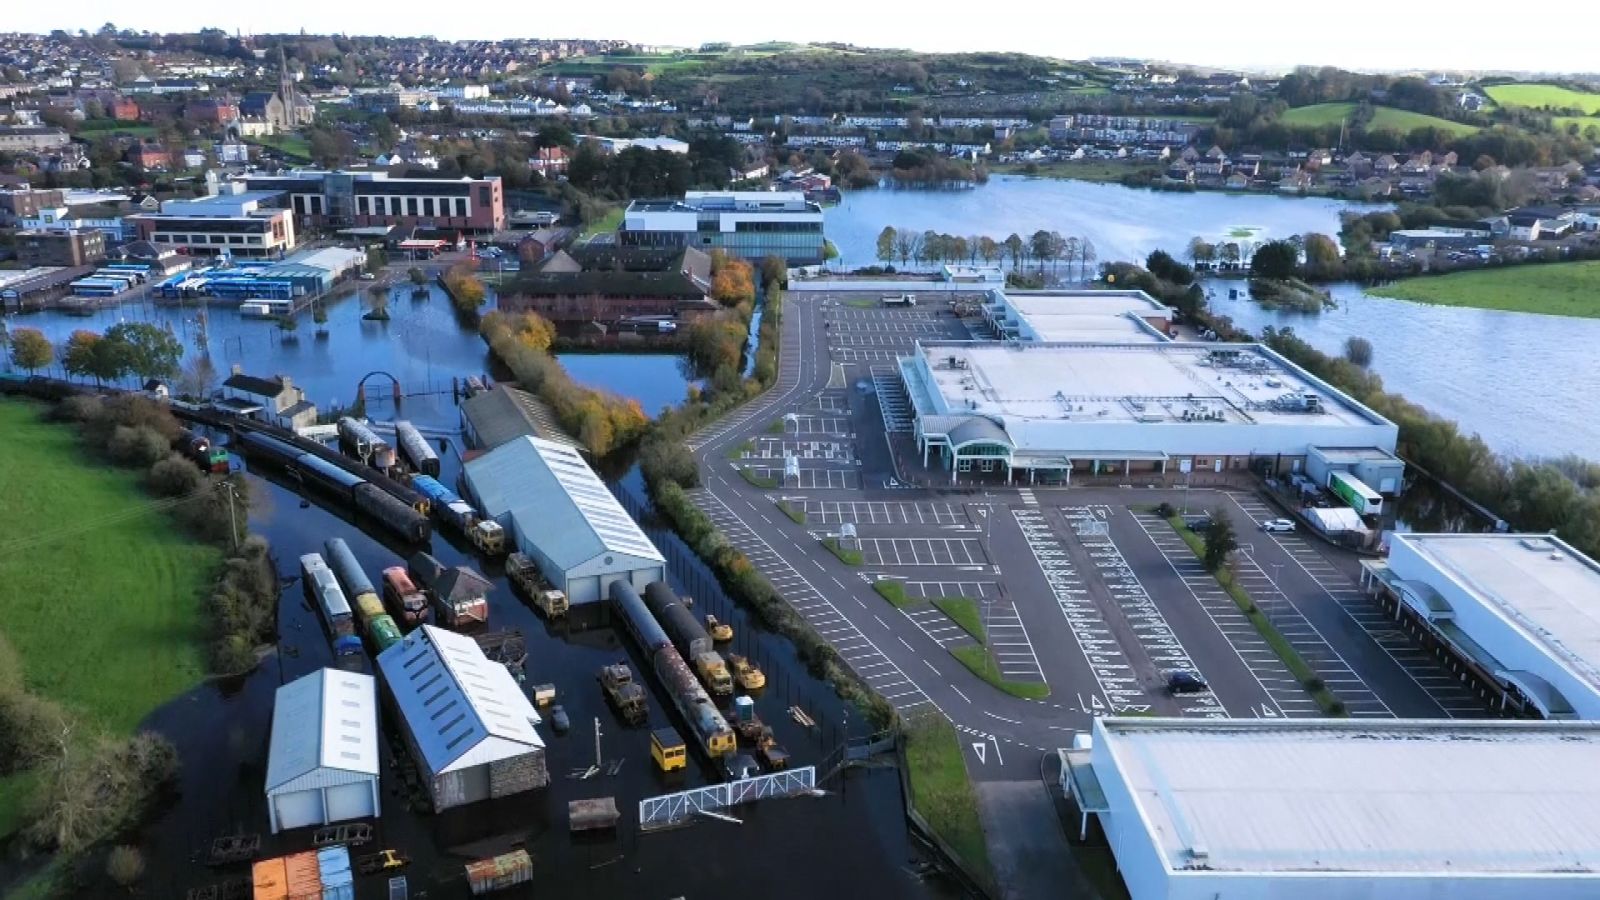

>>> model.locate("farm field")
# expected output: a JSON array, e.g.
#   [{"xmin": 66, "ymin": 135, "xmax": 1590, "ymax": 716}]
[
  {"xmin": 0, "ymin": 402, "xmax": 220, "ymax": 833},
  {"xmin": 1279, "ymin": 102, "xmax": 1479, "ymax": 136},
  {"xmin": 1370, "ymin": 260, "xmax": 1600, "ymax": 318},
  {"xmin": 1484, "ymin": 83, "xmax": 1600, "ymax": 114}
]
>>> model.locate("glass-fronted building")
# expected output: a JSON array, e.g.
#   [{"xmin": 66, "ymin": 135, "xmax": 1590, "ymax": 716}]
[{"xmin": 619, "ymin": 191, "xmax": 826, "ymax": 265}]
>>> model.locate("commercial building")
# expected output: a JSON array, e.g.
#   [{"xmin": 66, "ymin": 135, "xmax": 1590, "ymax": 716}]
[
  {"xmin": 264, "ymin": 668, "xmax": 380, "ymax": 834},
  {"xmin": 1361, "ymin": 532, "xmax": 1600, "ymax": 720},
  {"xmin": 899, "ymin": 341, "xmax": 1398, "ymax": 483},
  {"xmin": 376, "ymin": 625, "xmax": 547, "ymax": 812},
  {"xmin": 462, "ymin": 436, "xmax": 665, "ymax": 603},
  {"xmin": 132, "ymin": 191, "xmax": 296, "ymax": 258},
  {"xmin": 983, "ymin": 289, "xmax": 1174, "ymax": 342},
  {"xmin": 15, "ymin": 229, "xmax": 106, "ymax": 267},
  {"xmin": 619, "ymin": 191, "xmax": 826, "ymax": 265},
  {"xmin": 1062, "ymin": 717, "xmax": 1600, "ymax": 900},
  {"xmin": 237, "ymin": 170, "xmax": 506, "ymax": 235},
  {"xmin": 497, "ymin": 246, "xmax": 717, "ymax": 329}
]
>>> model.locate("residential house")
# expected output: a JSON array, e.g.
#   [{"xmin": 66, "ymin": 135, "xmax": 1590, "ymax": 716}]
[
  {"xmin": 1165, "ymin": 160, "xmax": 1195, "ymax": 184},
  {"xmin": 1358, "ymin": 176, "xmax": 1393, "ymax": 199},
  {"xmin": 1278, "ymin": 171, "xmax": 1314, "ymax": 193},
  {"xmin": 217, "ymin": 366, "xmax": 318, "ymax": 429},
  {"xmin": 185, "ymin": 97, "xmax": 240, "ymax": 127},
  {"xmin": 127, "ymin": 142, "xmax": 170, "ymax": 172},
  {"xmin": 1343, "ymin": 150, "xmax": 1370, "ymax": 176},
  {"xmin": 1373, "ymin": 154, "xmax": 1400, "ymax": 175},
  {"xmin": 529, "ymin": 145, "xmax": 568, "ymax": 176},
  {"xmin": 111, "ymin": 97, "xmax": 140, "ymax": 121},
  {"xmin": 0, "ymin": 127, "xmax": 71, "ymax": 153},
  {"xmin": 513, "ymin": 227, "xmax": 573, "ymax": 263},
  {"xmin": 1305, "ymin": 148, "xmax": 1333, "ymax": 170},
  {"xmin": 729, "ymin": 162, "xmax": 769, "ymax": 183},
  {"xmin": 1224, "ymin": 172, "xmax": 1251, "ymax": 190}
]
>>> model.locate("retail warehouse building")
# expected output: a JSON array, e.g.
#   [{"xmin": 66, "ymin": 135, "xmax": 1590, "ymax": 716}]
[
  {"xmin": 982, "ymin": 289, "xmax": 1175, "ymax": 342},
  {"xmin": 899, "ymin": 340, "xmax": 1399, "ymax": 483},
  {"xmin": 1361, "ymin": 532, "xmax": 1600, "ymax": 720},
  {"xmin": 619, "ymin": 191, "xmax": 825, "ymax": 265},
  {"xmin": 1062, "ymin": 717, "xmax": 1600, "ymax": 900}
]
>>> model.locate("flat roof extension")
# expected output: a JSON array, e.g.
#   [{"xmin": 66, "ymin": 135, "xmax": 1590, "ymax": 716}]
[
  {"xmin": 1393, "ymin": 532, "xmax": 1600, "ymax": 692},
  {"xmin": 1096, "ymin": 717, "xmax": 1600, "ymax": 876}
]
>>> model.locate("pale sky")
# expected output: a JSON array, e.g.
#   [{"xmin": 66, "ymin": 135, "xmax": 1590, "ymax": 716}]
[{"xmin": 16, "ymin": 1, "xmax": 1600, "ymax": 75}]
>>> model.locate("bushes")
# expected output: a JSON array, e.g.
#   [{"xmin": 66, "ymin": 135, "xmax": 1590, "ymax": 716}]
[
  {"xmin": 106, "ymin": 846, "xmax": 145, "ymax": 887},
  {"xmin": 24, "ymin": 732, "xmax": 178, "ymax": 853},
  {"xmin": 147, "ymin": 453, "xmax": 202, "ymax": 498},
  {"xmin": 107, "ymin": 425, "xmax": 168, "ymax": 468},
  {"xmin": 204, "ymin": 536, "xmax": 276, "ymax": 675}
]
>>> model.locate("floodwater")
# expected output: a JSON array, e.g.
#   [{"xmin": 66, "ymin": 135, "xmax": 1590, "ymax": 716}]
[
  {"xmin": 119, "ymin": 455, "xmax": 949, "ymax": 899},
  {"xmin": 2, "ymin": 284, "xmax": 694, "ymax": 430},
  {"xmin": 1208, "ymin": 281, "xmax": 1600, "ymax": 460},
  {"xmin": 823, "ymin": 175, "xmax": 1380, "ymax": 271}
]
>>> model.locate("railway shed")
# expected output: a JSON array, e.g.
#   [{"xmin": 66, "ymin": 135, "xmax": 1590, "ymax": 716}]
[
  {"xmin": 462, "ymin": 435, "xmax": 664, "ymax": 604},
  {"xmin": 376, "ymin": 625, "xmax": 547, "ymax": 812},
  {"xmin": 264, "ymin": 668, "xmax": 381, "ymax": 834}
]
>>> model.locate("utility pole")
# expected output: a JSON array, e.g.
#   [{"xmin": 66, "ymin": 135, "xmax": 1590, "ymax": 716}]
[
  {"xmin": 219, "ymin": 480, "xmax": 239, "ymax": 551},
  {"xmin": 593, "ymin": 717, "xmax": 603, "ymax": 771}
]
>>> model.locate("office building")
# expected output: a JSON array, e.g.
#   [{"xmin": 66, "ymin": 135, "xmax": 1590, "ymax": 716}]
[
  {"xmin": 132, "ymin": 190, "xmax": 296, "ymax": 258},
  {"xmin": 237, "ymin": 170, "xmax": 505, "ymax": 234},
  {"xmin": 619, "ymin": 191, "xmax": 826, "ymax": 265},
  {"xmin": 15, "ymin": 229, "xmax": 106, "ymax": 267}
]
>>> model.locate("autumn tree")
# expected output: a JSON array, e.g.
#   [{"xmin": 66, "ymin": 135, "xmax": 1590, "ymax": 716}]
[
  {"xmin": 876, "ymin": 226, "xmax": 897, "ymax": 265},
  {"xmin": 8, "ymin": 327, "xmax": 52, "ymax": 374}
]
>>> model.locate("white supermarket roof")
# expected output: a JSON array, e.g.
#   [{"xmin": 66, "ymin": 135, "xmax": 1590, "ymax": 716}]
[
  {"xmin": 376, "ymin": 625, "xmax": 542, "ymax": 775},
  {"xmin": 1095, "ymin": 717, "xmax": 1600, "ymax": 875},
  {"xmin": 265, "ymin": 668, "xmax": 378, "ymax": 794},
  {"xmin": 1392, "ymin": 533, "xmax": 1600, "ymax": 693},
  {"xmin": 913, "ymin": 341, "xmax": 1382, "ymax": 428}
]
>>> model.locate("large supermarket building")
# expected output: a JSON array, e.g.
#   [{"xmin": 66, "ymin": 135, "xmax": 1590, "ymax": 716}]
[
  {"xmin": 899, "ymin": 340, "xmax": 1399, "ymax": 483},
  {"xmin": 1063, "ymin": 717, "xmax": 1600, "ymax": 900}
]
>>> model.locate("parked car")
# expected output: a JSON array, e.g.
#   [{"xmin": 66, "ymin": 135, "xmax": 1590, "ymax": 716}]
[
  {"xmin": 359, "ymin": 272, "xmax": 376, "ymax": 281},
  {"xmin": 1166, "ymin": 670, "xmax": 1209, "ymax": 694},
  {"xmin": 1183, "ymin": 514, "xmax": 1213, "ymax": 532},
  {"xmin": 1261, "ymin": 518, "xmax": 1295, "ymax": 533}
]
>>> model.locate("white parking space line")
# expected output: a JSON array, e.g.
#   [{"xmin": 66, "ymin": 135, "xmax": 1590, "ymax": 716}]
[{"xmin": 857, "ymin": 537, "xmax": 988, "ymax": 567}]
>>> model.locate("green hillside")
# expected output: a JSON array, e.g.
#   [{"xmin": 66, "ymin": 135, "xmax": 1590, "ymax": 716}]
[
  {"xmin": 1279, "ymin": 102, "xmax": 1478, "ymax": 136},
  {"xmin": 1484, "ymin": 83, "xmax": 1600, "ymax": 114}
]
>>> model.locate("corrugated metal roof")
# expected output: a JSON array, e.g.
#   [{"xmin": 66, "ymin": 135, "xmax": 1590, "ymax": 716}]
[
  {"xmin": 265, "ymin": 668, "xmax": 379, "ymax": 795},
  {"xmin": 464, "ymin": 436, "xmax": 664, "ymax": 572},
  {"xmin": 376, "ymin": 625, "xmax": 543, "ymax": 776},
  {"xmin": 1096, "ymin": 718, "xmax": 1600, "ymax": 875}
]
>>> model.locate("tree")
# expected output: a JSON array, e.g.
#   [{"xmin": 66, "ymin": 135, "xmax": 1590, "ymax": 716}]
[
  {"xmin": 1079, "ymin": 239, "xmax": 1097, "ymax": 281},
  {"xmin": 1003, "ymin": 233, "xmax": 1024, "ymax": 270},
  {"xmin": 760, "ymin": 253, "xmax": 787, "ymax": 288},
  {"xmin": 977, "ymin": 236, "xmax": 1000, "ymax": 266},
  {"xmin": 893, "ymin": 229, "xmax": 921, "ymax": 267},
  {"xmin": 1218, "ymin": 242, "xmax": 1242, "ymax": 270},
  {"xmin": 1343, "ymin": 336, "xmax": 1374, "ymax": 368},
  {"xmin": 1303, "ymin": 233, "xmax": 1342, "ymax": 276},
  {"xmin": 875, "ymin": 226, "xmax": 897, "ymax": 265},
  {"xmin": 408, "ymin": 266, "xmax": 428, "ymax": 285},
  {"xmin": 1202, "ymin": 508, "xmax": 1238, "ymax": 571},
  {"xmin": 104, "ymin": 322, "xmax": 182, "ymax": 384},
  {"xmin": 1187, "ymin": 237, "xmax": 1216, "ymax": 270},
  {"xmin": 176, "ymin": 354, "xmax": 217, "ymax": 399},
  {"xmin": 1250, "ymin": 240, "xmax": 1301, "ymax": 280},
  {"xmin": 8, "ymin": 327, "xmax": 52, "ymax": 374},
  {"xmin": 1029, "ymin": 230, "xmax": 1055, "ymax": 273},
  {"xmin": 1146, "ymin": 250, "xmax": 1194, "ymax": 285},
  {"xmin": 62, "ymin": 330, "xmax": 108, "ymax": 384}
]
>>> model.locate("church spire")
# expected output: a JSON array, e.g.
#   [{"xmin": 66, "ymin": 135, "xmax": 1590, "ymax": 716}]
[{"xmin": 278, "ymin": 47, "xmax": 294, "ymax": 109}]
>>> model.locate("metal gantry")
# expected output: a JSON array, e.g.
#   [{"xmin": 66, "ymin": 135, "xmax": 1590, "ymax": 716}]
[{"xmin": 638, "ymin": 766, "xmax": 817, "ymax": 831}]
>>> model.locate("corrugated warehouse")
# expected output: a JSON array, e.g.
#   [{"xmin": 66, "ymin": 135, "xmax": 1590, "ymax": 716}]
[
  {"xmin": 264, "ymin": 668, "xmax": 381, "ymax": 834},
  {"xmin": 463, "ymin": 435, "xmax": 665, "ymax": 604},
  {"xmin": 376, "ymin": 625, "xmax": 548, "ymax": 811},
  {"xmin": 459, "ymin": 383, "xmax": 580, "ymax": 452}
]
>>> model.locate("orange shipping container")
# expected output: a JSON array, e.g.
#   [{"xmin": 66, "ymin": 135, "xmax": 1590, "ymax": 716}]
[
  {"xmin": 252, "ymin": 857, "xmax": 288, "ymax": 900},
  {"xmin": 284, "ymin": 851, "xmax": 323, "ymax": 900}
]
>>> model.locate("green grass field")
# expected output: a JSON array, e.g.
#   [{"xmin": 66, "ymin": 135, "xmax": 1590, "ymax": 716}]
[
  {"xmin": 1279, "ymin": 102, "xmax": 1479, "ymax": 136},
  {"xmin": 1554, "ymin": 115, "xmax": 1600, "ymax": 136},
  {"xmin": 1370, "ymin": 261, "xmax": 1600, "ymax": 318},
  {"xmin": 1485, "ymin": 83, "xmax": 1600, "ymax": 115},
  {"xmin": 0, "ymin": 403, "xmax": 220, "ymax": 837},
  {"xmin": 993, "ymin": 159, "xmax": 1152, "ymax": 184},
  {"xmin": 247, "ymin": 133, "xmax": 313, "ymax": 161}
]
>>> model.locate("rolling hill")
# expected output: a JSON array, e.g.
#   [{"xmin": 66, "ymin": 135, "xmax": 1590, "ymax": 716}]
[
  {"xmin": 1484, "ymin": 83, "xmax": 1600, "ymax": 115},
  {"xmin": 1278, "ymin": 102, "xmax": 1479, "ymax": 136}
]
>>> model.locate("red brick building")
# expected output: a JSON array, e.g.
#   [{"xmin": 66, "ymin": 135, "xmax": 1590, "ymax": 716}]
[{"xmin": 111, "ymin": 97, "xmax": 141, "ymax": 121}]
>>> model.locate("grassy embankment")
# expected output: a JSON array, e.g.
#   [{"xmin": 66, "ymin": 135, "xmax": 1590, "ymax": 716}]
[
  {"xmin": 1164, "ymin": 515, "xmax": 1345, "ymax": 716},
  {"xmin": 1369, "ymin": 261, "xmax": 1600, "ymax": 319},
  {"xmin": 903, "ymin": 713, "xmax": 994, "ymax": 891},
  {"xmin": 0, "ymin": 403, "xmax": 220, "ymax": 838},
  {"xmin": 1279, "ymin": 102, "xmax": 1479, "ymax": 136},
  {"xmin": 577, "ymin": 207, "xmax": 624, "ymax": 240},
  {"xmin": 992, "ymin": 159, "xmax": 1157, "ymax": 184}
]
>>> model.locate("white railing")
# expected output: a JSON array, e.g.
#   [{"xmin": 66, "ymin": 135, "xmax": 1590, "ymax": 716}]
[{"xmin": 638, "ymin": 766, "xmax": 816, "ymax": 830}]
